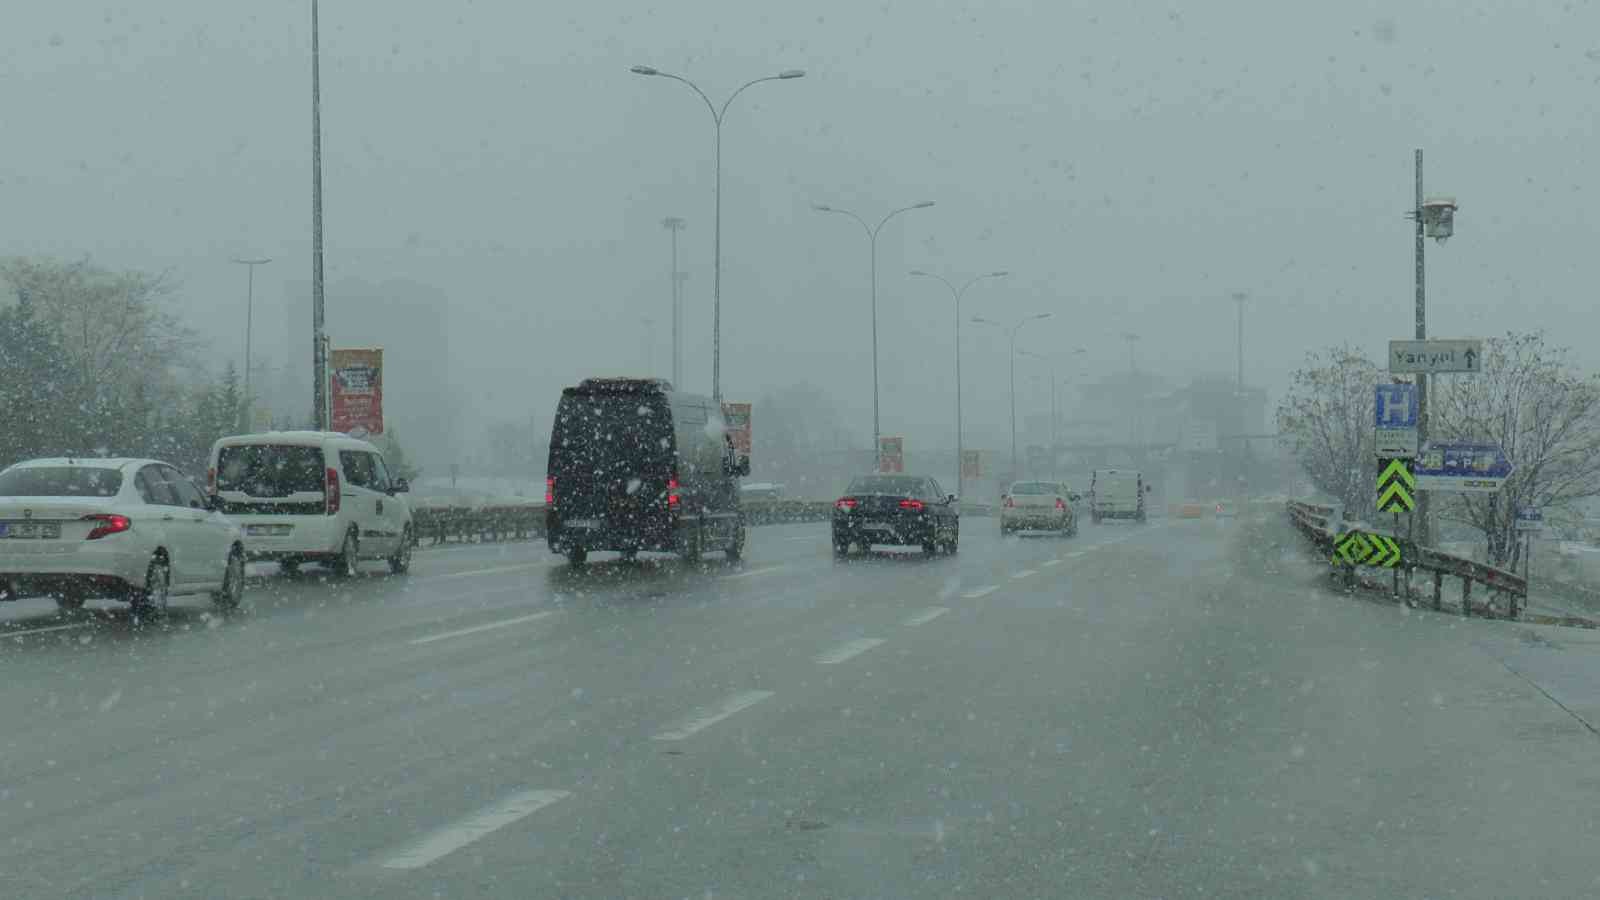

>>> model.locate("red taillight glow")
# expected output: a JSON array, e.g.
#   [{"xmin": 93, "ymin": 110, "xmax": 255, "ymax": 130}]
[
  {"xmin": 1056, "ymin": 498, "xmax": 1066, "ymax": 510},
  {"xmin": 326, "ymin": 467, "xmax": 341, "ymax": 515},
  {"xmin": 668, "ymin": 477, "xmax": 680, "ymax": 508},
  {"xmin": 835, "ymin": 498, "xmax": 857, "ymax": 510},
  {"xmin": 899, "ymin": 499, "xmax": 925, "ymax": 511},
  {"xmin": 1003, "ymin": 496, "xmax": 1014, "ymax": 508},
  {"xmin": 545, "ymin": 476, "xmax": 555, "ymax": 505},
  {"xmin": 83, "ymin": 514, "xmax": 130, "ymax": 540},
  {"xmin": 207, "ymin": 466, "xmax": 216, "ymax": 495}
]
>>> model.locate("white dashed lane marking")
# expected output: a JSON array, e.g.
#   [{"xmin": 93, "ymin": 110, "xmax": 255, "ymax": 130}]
[
  {"xmin": 903, "ymin": 607, "xmax": 949, "ymax": 627},
  {"xmin": 408, "ymin": 611, "xmax": 556, "ymax": 646},
  {"xmin": 1012, "ymin": 569, "xmax": 1038, "ymax": 580},
  {"xmin": 962, "ymin": 586, "xmax": 999, "ymax": 600},
  {"xmin": 379, "ymin": 789, "xmax": 572, "ymax": 869},
  {"xmin": 1043, "ymin": 559, "xmax": 1063, "ymax": 568},
  {"xmin": 815, "ymin": 638, "xmax": 885, "ymax": 665},
  {"xmin": 2, "ymin": 621, "xmax": 94, "ymax": 638},
  {"xmin": 429, "ymin": 562, "xmax": 551, "ymax": 581},
  {"xmin": 652, "ymin": 690, "xmax": 775, "ymax": 741}
]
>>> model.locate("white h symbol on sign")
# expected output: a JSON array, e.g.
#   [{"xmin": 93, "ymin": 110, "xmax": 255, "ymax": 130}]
[{"xmin": 1377, "ymin": 387, "xmax": 1411, "ymax": 425}]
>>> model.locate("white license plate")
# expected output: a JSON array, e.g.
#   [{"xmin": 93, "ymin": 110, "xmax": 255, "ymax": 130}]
[
  {"xmin": 862, "ymin": 523, "xmax": 892, "ymax": 532},
  {"xmin": 0, "ymin": 522, "xmax": 60, "ymax": 539},
  {"xmin": 247, "ymin": 524, "xmax": 294, "ymax": 536},
  {"xmin": 566, "ymin": 518, "xmax": 602, "ymax": 529}
]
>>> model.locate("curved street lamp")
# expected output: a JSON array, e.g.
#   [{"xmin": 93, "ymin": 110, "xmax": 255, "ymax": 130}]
[
  {"xmin": 631, "ymin": 65, "xmax": 806, "ymax": 401},
  {"xmin": 814, "ymin": 201, "xmax": 935, "ymax": 465},
  {"xmin": 910, "ymin": 269, "xmax": 1007, "ymax": 495},
  {"xmin": 973, "ymin": 312, "xmax": 1054, "ymax": 480}
]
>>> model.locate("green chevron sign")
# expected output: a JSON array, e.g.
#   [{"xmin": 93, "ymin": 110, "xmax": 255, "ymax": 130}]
[
  {"xmin": 1377, "ymin": 458, "xmax": 1416, "ymax": 514},
  {"xmin": 1335, "ymin": 530, "xmax": 1403, "ymax": 568}
]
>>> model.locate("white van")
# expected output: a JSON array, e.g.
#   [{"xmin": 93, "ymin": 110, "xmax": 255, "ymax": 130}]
[
  {"xmin": 208, "ymin": 431, "xmax": 415, "ymax": 576},
  {"xmin": 1089, "ymin": 469, "xmax": 1150, "ymax": 524}
]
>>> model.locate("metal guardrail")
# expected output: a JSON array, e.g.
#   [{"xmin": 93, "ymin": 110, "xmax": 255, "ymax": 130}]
[{"xmin": 1286, "ymin": 499, "xmax": 1528, "ymax": 619}]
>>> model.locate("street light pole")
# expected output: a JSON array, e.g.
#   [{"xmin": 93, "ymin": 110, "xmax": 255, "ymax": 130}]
[
  {"xmin": 815, "ymin": 201, "xmax": 936, "ymax": 467},
  {"xmin": 975, "ymin": 312, "xmax": 1053, "ymax": 480},
  {"xmin": 631, "ymin": 65, "xmax": 805, "ymax": 401},
  {"xmin": 231, "ymin": 256, "xmax": 272, "ymax": 429},
  {"xmin": 1406, "ymin": 150, "xmax": 1459, "ymax": 547},
  {"xmin": 661, "ymin": 217, "xmax": 685, "ymax": 386},
  {"xmin": 310, "ymin": 0, "xmax": 328, "ymax": 431},
  {"xmin": 1232, "ymin": 291, "xmax": 1246, "ymax": 394},
  {"xmin": 910, "ymin": 269, "xmax": 1008, "ymax": 497}
]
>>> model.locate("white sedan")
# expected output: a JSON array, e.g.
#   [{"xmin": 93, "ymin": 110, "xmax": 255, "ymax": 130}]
[{"xmin": 0, "ymin": 458, "xmax": 246, "ymax": 615}]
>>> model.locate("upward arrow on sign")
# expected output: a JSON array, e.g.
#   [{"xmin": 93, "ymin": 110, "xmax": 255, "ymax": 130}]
[{"xmin": 1464, "ymin": 348, "xmax": 1478, "ymax": 370}]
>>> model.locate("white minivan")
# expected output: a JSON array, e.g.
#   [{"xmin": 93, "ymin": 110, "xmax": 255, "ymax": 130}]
[{"xmin": 208, "ymin": 431, "xmax": 415, "ymax": 576}]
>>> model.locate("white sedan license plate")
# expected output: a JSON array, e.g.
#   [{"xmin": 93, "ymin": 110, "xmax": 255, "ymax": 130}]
[
  {"xmin": 247, "ymin": 524, "xmax": 293, "ymax": 537},
  {"xmin": 0, "ymin": 522, "xmax": 60, "ymax": 539},
  {"xmin": 567, "ymin": 518, "xmax": 602, "ymax": 530}
]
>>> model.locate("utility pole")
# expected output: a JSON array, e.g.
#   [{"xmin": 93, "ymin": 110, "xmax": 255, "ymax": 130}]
[
  {"xmin": 662, "ymin": 217, "xmax": 685, "ymax": 386},
  {"xmin": 310, "ymin": 0, "xmax": 328, "ymax": 431},
  {"xmin": 231, "ymin": 257, "xmax": 272, "ymax": 431},
  {"xmin": 1122, "ymin": 332, "xmax": 1141, "ymax": 447}
]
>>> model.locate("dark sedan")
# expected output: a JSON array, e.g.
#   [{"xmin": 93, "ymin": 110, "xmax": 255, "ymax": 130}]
[{"xmin": 832, "ymin": 474, "xmax": 960, "ymax": 556}]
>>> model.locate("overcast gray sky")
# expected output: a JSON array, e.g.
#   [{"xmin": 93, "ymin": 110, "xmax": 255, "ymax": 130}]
[{"xmin": 4, "ymin": 0, "xmax": 1598, "ymax": 456}]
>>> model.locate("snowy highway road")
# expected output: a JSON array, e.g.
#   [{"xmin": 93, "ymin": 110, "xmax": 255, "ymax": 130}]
[{"xmin": 3, "ymin": 514, "xmax": 1599, "ymax": 898}]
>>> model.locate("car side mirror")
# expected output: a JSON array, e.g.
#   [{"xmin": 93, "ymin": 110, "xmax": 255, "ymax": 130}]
[
  {"xmin": 1070, "ymin": 493, "xmax": 1082, "ymax": 502},
  {"xmin": 947, "ymin": 494, "xmax": 958, "ymax": 504},
  {"xmin": 393, "ymin": 478, "xmax": 410, "ymax": 493},
  {"xmin": 205, "ymin": 494, "xmax": 222, "ymax": 512}
]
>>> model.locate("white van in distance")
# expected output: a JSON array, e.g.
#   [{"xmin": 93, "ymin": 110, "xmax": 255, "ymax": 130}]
[{"xmin": 209, "ymin": 431, "xmax": 415, "ymax": 576}]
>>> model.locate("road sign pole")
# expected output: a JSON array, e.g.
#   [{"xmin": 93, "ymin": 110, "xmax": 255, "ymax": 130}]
[
  {"xmin": 1393, "ymin": 512, "xmax": 1401, "ymax": 598},
  {"xmin": 1413, "ymin": 149, "xmax": 1430, "ymax": 548}
]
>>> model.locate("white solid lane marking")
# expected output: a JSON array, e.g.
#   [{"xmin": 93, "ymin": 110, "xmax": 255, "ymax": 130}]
[
  {"xmin": 409, "ymin": 611, "xmax": 556, "ymax": 646},
  {"xmin": 1012, "ymin": 569, "xmax": 1038, "ymax": 580},
  {"xmin": 379, "ymin": 789, "xmax": 571, "ymax": 870},
  {"xmin": 1067, "ymin": 551, "xmax": 1087, "ymax": 559},
  {"xmin": 652, "ymin": 690, "xmax": 776, "ymax": 741},
  {"xmin": 815, "ymin": 637, "xmax": 885, "ymax": 665},
  {"xmin": 722, "ymin": 565, "xmax": 785, "ymax": 580},
  {"xmin": 1043, "ymin": 559, "xmax": 1063, "ymax": 568},
  {"xmin": 3, "ymin": 621, "xmax": 93, "ymax": 638},
  {"xmin": 903, "ymin": 607, "xmax": 949, "ymax": 627},
  {"xmin": 430, "ymin": 562, "xmax": 551, "ymax": 581},
  {"xmin": 962, "ymin": 586, "xmax": 999, "ymax": 599}
]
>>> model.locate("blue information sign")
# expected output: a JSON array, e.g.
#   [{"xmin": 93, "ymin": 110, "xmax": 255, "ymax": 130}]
[{"xmin": 1414, "ymin": 442, "xmax": 1513, "ymax": 493}]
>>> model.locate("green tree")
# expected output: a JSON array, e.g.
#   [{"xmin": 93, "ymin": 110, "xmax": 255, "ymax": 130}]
[{"xmin": 0, "ymin": 287, "xmax": 81, "ymax": 465}]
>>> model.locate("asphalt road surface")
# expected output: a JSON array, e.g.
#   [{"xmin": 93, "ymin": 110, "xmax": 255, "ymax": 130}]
[{"xmin": 3, "ymin": 514, "xmax": 1598, "ymax": 898}]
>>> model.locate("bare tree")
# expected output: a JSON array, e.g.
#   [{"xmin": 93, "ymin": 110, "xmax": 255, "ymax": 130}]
[
  {"xmin": 1276, "ymin": 345, "xmax": 1381, "ymax": 518},
  {"xmin": 1429, "ymin": 331, "xmax": 1600, "ymax": 569}
]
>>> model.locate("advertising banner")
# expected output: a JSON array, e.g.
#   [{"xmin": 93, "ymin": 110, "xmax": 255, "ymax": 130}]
[
  {"xmin": 330, "ymin": 348, "xmax": 384, "ymax": 438},
  {"xmin": 879, "ymin": 436, "xmax": 904, "ymax": 474},
  {"xmin": 722, "ymin": 402, "xmax": 752, "ymax": 455}
]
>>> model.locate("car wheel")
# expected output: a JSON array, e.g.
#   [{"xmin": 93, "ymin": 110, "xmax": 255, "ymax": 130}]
[
  {"xmin": 213, "ymin": 547, "xmax": 246, "ymax": 610},
  {"xmin": 388, "ymin": 526, "xmax": 414, "ymax": 575},
  {"xmin": 833, "ymin": 540, "xmax": 849, "ymax": 557},
  {"xmin": 130, "ymin": 557, "xmax": 171, "ymax": 619},
  {"xmin": 566, "ymin": 546, "xmax": 588, "ymax": 565},
  {"xmin": 726, "ymin": 521, "xmax": 746, "ymax": 561},
  {"xmin": 333, "ymin": 530, "xmax": 359, "ymax": 578}
]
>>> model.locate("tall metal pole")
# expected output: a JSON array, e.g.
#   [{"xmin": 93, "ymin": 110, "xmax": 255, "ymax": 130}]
[
  {"xmin": 910, "ymin": 270, "xmax": 1007, "ymax": 498},
  {"xmin": 232, "ymin": 257, "xmax": 272, "ymax": 429},
  {"xmin": 310, "ymin": 0, "xmax": 328, "ymax": 431},
  {"xmin": 662, "ymin": 217, "xmax": 685, "ymax": 386},
  {"xmin": 631, "ymin": 66, "xmax": 805, "ymax": 401},
  {"xmin": 1232, "ymin": 291, "xmax": 1246, "ymax": 393},
  {"xmin": 815, "ymin": 202, "xmax": 935, "ymax": 467},
  {"xmin": 1414, "ymin": 149, "xmax": 1429, "ymax": 546}
]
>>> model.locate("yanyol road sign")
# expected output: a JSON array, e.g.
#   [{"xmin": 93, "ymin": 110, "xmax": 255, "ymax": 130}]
[{"xmin": 1389, "ymin": 339, "xmax": 1483, "ymax": 374}]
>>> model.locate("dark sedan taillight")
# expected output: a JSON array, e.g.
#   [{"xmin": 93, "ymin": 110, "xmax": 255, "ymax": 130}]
[
  {"xmin": 898, "ymin": 499, "xmax": 925, "ymax": 511},
  {"xmin": 834, "ymin": 498, "xmax": 857, "ymax": 511}
]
